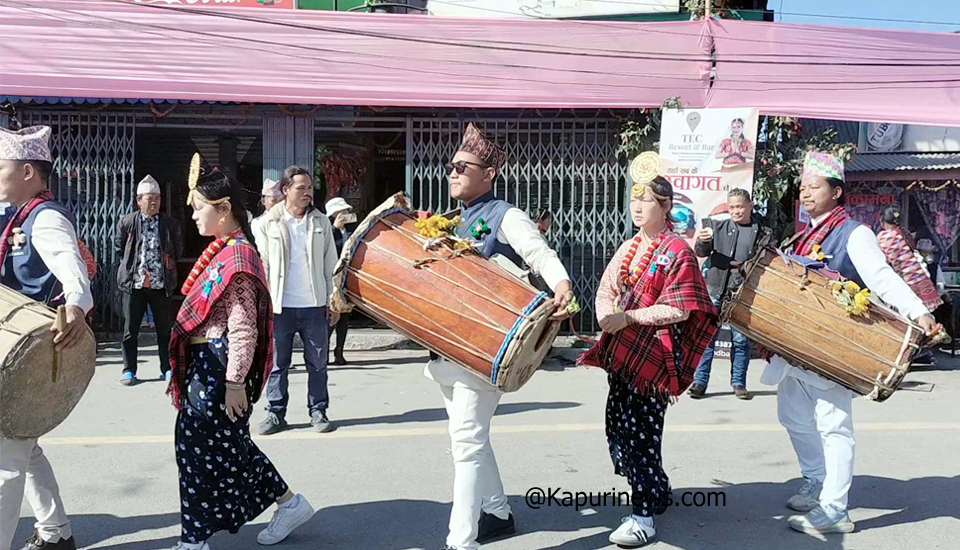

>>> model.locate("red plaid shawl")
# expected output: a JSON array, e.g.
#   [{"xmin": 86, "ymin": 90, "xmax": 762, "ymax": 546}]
[
  {"xmin": 579, "ymin": 234, "xmax": 718, "ymax": 397},
  {"xmin": 167, "ymin": 238, "xmax": 274, "ymax": 410},
  {"xmin": 792, "ymin": 206, "xmax": 849, "ymax": 257}
]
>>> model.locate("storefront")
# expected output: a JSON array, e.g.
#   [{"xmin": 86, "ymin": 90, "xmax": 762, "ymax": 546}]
[{"xmin": 2, "ymin": 100, "xmax": 629, "ymax": 334}]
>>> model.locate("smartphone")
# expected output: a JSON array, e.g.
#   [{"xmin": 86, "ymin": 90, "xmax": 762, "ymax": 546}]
[{"xmin": 701, "ymin": 218, "xmax": 713, "ymax": 231}]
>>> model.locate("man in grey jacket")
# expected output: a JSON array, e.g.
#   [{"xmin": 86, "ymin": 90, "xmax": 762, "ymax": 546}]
[
  {"xmin": 688, "ymin": 188, "xmax": 767, "ymax": 400},
  {"xmin": 254, "ymin": 166, "xmax": 340, "ymax": 434},
  {"xmin": 115, "ymin": 175, "xmax": 182, "ymax": 386}
]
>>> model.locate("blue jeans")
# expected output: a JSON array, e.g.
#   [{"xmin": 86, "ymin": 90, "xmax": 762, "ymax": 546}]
[
  {"xmin": 266, "ymin": 307, "xmax": 330, "ymax": 417},
  {"xmin": 693, "ymin": 298, "xmax": 750, "ymax": 389}
]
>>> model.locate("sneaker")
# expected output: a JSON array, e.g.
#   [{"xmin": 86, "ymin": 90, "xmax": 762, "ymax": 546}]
[
  {"xmin": 788, "ymin": 506, "xmax": 855, "ymax": 535},
  {"xmin": 733, "ymin": 386, "xmax": 751, "ymax": 400},
  {"xmin": 169, "ymin": 542, "xmax": 210, "ymax": 550},
  {"xmin": 787, "ymin": 478, "xmax": 822, "ymax": 512},
  {"xmin": 687, "ymin": 384, "xmax": 706, "ymax": 399},
  {"xmin": 608, "ymin": 515, "xmax": 655, "ymax": 547},
  {"xmin": 18, "ymin": 532, "xmax": 77, "ymax": 550},
  {"xmin": 119, "ymin": 372, "xmax": 136, "ymax": 386},
  {"xmin": 257, "ymin": 412, "xmax": 287, "ymax": 436},
  {"xmin": 311, "ymin": 411, "xmax": 336, "ymax": 433},
  {"xmin": 257, "ymin": 494, "xmax": 315, "ymax": 545},
  {"xmin": 162, "ymin": 371, "xmax": 173, "ymax": 383},
  {"xmin": 477, "ymin": 511, "xmax": 516, "ymax": 543}
]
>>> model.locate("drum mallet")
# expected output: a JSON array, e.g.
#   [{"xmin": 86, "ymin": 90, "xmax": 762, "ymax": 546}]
[{"xmin": 52, "ymin": 305, "xmax": 66, "ymax": 383}]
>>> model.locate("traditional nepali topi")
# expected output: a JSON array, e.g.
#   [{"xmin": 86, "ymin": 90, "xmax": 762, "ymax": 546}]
[
  {"xmin": 0, "ymin": 125, "xmax": 53, "ymax": 162},
  {"xmin": 137, "ymin": 175, "xmax": 161, "ymax": 196},
  {"xmin": 457, "ymin": 123, "xmax": 506, "ymax": 169},
  {"xmin": 261, "ymin": 178, "xmax": 282, "ymax": 198},
  {"xmin": 803, "ymin": 151, "xmax": 844, "ymax": 181}
]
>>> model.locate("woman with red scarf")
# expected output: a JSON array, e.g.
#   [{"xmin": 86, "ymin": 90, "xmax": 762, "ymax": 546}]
[
  {"xmin": 166, "ymin": 159, "xmax": 314, "ymax": 550},
  {"xmin": 579, "ymin": 152, "xmax": 718, "ymax": 548}
]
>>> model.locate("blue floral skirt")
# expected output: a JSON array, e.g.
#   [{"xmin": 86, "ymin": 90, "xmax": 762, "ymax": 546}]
[{"xmin": 175, "ymin": 339, "xmax": 289, "ymax": 543}]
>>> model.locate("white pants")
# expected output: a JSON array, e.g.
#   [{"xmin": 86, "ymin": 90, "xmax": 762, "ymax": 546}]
[
  {"xmin": 0, "ymin": 438, "xmax": 72, "ymax": 550},
  {"xmin": 777, "ymin": 375, "xmax": 856, "ymax": 515},
  {"xmin": 438, "ymin": 383, "xmax": 512, "ymax": 550}
]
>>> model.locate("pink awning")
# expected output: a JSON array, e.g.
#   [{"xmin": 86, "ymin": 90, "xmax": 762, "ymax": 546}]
[{"xmin": 1, "ymin": 0, "xmax": 958, "ymax": 126}]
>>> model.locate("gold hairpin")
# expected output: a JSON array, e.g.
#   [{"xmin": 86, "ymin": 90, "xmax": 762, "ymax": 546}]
[
  {"xmin": 630, "ymin": 151, "xmax": 663, "ymax": 197},
  {"xmin": 185, "ymin": 152, "xmax": 229, "ymax": 207}
]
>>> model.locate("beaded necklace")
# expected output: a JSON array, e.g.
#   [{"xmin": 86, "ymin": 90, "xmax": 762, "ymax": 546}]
[
  {"xmin": 618, "ymin": 230, "xmax": 667, "ymax": 295},
  {"xmin": 181, "ymin": 228, "xmax": 245, "ymax": 296}
]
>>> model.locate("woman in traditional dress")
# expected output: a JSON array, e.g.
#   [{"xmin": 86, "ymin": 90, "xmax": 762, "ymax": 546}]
[
  {"xmin": 715, "ymin": 117, "xmax": 755, "ymax": 166},
  {"xmin": 166, "ymin": 158, "xmax": 315, "ymax": 550},
  {"xmin": 876, "ymin": 206, "xmax": 943, "ymax": 313},
  {"xmin": 579, "ymin": 152, "xmax": 718, "ymax": 548}
]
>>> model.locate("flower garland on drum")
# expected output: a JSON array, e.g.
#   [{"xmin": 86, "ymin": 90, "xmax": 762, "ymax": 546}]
[{"xmin": 831, "ymin": 280, "xmax": 872, "ymax": 316}]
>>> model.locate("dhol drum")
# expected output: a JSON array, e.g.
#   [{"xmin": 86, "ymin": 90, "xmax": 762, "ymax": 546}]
[
  {"xmin": 331, "ymin": 193, "xmax": 560, "ymax": 392},
  {"xmin": 722, "ymin": 247, "xmax": 927, "ymax": 402},
  {"xmin": 0, "ymin": 285, "xmax": 97, "ymax": 439}
]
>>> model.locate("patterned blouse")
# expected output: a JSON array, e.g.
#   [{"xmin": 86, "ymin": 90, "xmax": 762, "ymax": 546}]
[
  {"xmin": 195, "ymin": 274, "xmax": 259, "ymax": 383},
  {"xmin": 595, "ymin": 235, "xmax": 690, "ymax": 326},
  {"xmin": 135, "ymin": 214, "xmax": 164, "ymax": 290}
]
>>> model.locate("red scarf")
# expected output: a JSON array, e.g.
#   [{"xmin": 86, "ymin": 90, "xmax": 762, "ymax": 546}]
[
  {"xmin": 579, "ymin": 234, "xmax": 718, "ymax": 397},
  {"xmin": 793, "ymin": 206, "xmax": 849, "ymax": 257},
  {"xmin": 167, "ymin": 233, "xmax": 274, "ymax": 410},
  {"xmin": 0, "ymin": 190, "xmax": 55, "ymax": 265}
]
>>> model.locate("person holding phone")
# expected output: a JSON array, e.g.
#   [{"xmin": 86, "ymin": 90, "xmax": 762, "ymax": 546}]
[
  {"xmin": 324, "ymin": 197, "xmax": 355, "ymax": 366},
  {"xmin": 688, "ymin": 188, "xmax": 767, "ymax": 400}
]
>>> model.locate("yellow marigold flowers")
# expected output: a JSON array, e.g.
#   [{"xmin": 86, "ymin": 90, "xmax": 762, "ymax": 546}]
[
  {"xmin": 809, "ymin": 244, "xmax": 826, "ymax": 261},
  {"xmin": 416, "ymin": 214, "xmax": 461, "ymax": 239},
  {"xmin": 831, "ymin": 279, "xmax": 871, "ymax": 316}
]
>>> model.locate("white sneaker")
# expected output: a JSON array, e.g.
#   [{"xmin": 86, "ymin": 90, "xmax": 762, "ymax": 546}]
[
  {"xmin": 608, "ymin": 515, "xmax": 656, "ymax": 547},
  {"xmin": 257, "ymin": 494, "xmax": 315, "ymax": 546},
  {"xmin": 170, "ymin": 542, "xmax": 210, "ymax": 550},
  {"xmin": 788, "ymin": 505, "xmax": 855, "ymax": 535},
  {"xmin": 786, "ymin": 478, "xmax": 822, "ymax": 512}
]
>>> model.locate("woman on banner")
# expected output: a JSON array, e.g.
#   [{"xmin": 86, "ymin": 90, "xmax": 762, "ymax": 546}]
[
  {"xmin": 715, "ymin": 117, "xmax": 755, "ymax": 167},
  {"xmin": 166, "ymin": 157, "xmax": 315, "ymax": 550},
  {"xmin": 578, "ymin": 152, "xmax": 718, "ymax": 548}
]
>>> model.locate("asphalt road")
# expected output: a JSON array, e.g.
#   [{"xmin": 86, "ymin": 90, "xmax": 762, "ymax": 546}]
[{"xmin": 11, "ymin": 343, "xmax": 960, "ymax": 550}]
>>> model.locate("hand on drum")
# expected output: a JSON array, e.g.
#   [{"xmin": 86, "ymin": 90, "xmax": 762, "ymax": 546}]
[
  {"xmin": 225, "ymin": 386, "xmax": 248, "ymax": 422},
  {"xmin": 917, "ymin": 315, "xmax": 942, "ymax": 336},
  {"xmin": 598, "ymin": 312, "xmax": 631, "ymax": 334},
  {"xmin": 51, "ymin": 305, "xmax": 87, "ymax": 352},
  {"xmin": 551, "ymin": 280, "xmax": 574, "ymax": 320}
]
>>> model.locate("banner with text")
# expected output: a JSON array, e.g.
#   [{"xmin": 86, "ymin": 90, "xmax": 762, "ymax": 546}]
[{"xmin": 658, "ymin": 108, "xmax": 759, "ymax": 241}]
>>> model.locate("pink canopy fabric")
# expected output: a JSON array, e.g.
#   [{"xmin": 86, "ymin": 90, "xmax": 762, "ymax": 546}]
[{"xmin": 1, "ymin": 0, "xmax": 958, "ymax": 126}]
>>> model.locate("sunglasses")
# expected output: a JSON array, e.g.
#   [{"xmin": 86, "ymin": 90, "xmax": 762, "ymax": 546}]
[{"xmin": 445, "ymin": 160, "xmax": 489, "ymax": 174}]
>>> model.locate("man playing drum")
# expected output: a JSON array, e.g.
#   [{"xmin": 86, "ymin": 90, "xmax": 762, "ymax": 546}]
[
  {"xmin": 0, "ymin": 126, "xmax": 92, "ymax": 550},
  {"xmin": 761, "ymin": 152, "xmax": 940, "ymax": 537},
  {"xmin": 427, "ymin": 124, "xmax": 574, "ymax": 550}
]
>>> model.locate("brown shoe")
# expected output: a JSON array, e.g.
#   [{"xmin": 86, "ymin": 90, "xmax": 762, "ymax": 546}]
[
  {"xmin": 733, "ymin": 386, "xmax": 752, "ymax": 400},
  {"xmin": 687, "ymin": 384, "xmax": 706, "ymax": 399}
]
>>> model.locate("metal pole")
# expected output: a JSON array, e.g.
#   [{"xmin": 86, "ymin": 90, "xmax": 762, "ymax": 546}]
[{"xmin": 704, "ymin": 0, "xmax": 711, "ymax": 19}]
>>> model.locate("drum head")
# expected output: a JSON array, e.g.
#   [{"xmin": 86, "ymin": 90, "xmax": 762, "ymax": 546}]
[
  {"xmin": 495, "ymin": 300, "xmax": 561, "ymax": 392},
  {"xmin": 0, "ymin": 325, "xmax": 96, "ymax": 440}
]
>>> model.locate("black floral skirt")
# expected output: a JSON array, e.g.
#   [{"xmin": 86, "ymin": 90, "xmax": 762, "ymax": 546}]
[
  {"xmin": 175, "ymin": 339, "xmax": 289, "ymax": 543},
  {"xmin": 606, "ymin": 371, "xmax": 671, "ymax": 517}
]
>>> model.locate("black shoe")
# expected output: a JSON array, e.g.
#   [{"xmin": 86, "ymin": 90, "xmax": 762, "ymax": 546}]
[
  {"xmin": 733, "ymin": 386, "xmax": 752, "ymax": 400},
  {"xmin": 477, "ymin": 511, "xmax": 516, "ymax": 543},
  {"xmin": 439, "ymin": 546, "xmax": 457, "ymax": 550},
  {"xmin": 19, "ymin": 532, "xmax": 77, "ymax": 550},
  {"xmin": 687, "ymin": 384, "xmax": 706, "ymax": 399},
  {"xmin": 311, "ymin": 410, "xmax": 336, "ymax": 433},
  {"xmin": 334, "ymin": 353, "xmax": 347, "ymax": 366},
  {"xmin": 257, "ymin": 412, "xmax": 287, "ymax": 435}
]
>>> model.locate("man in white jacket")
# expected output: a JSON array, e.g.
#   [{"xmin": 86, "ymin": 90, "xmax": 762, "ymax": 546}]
[{"xmin": 253, "ymin": 166, "xmax": 340, "ymax": 434}]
